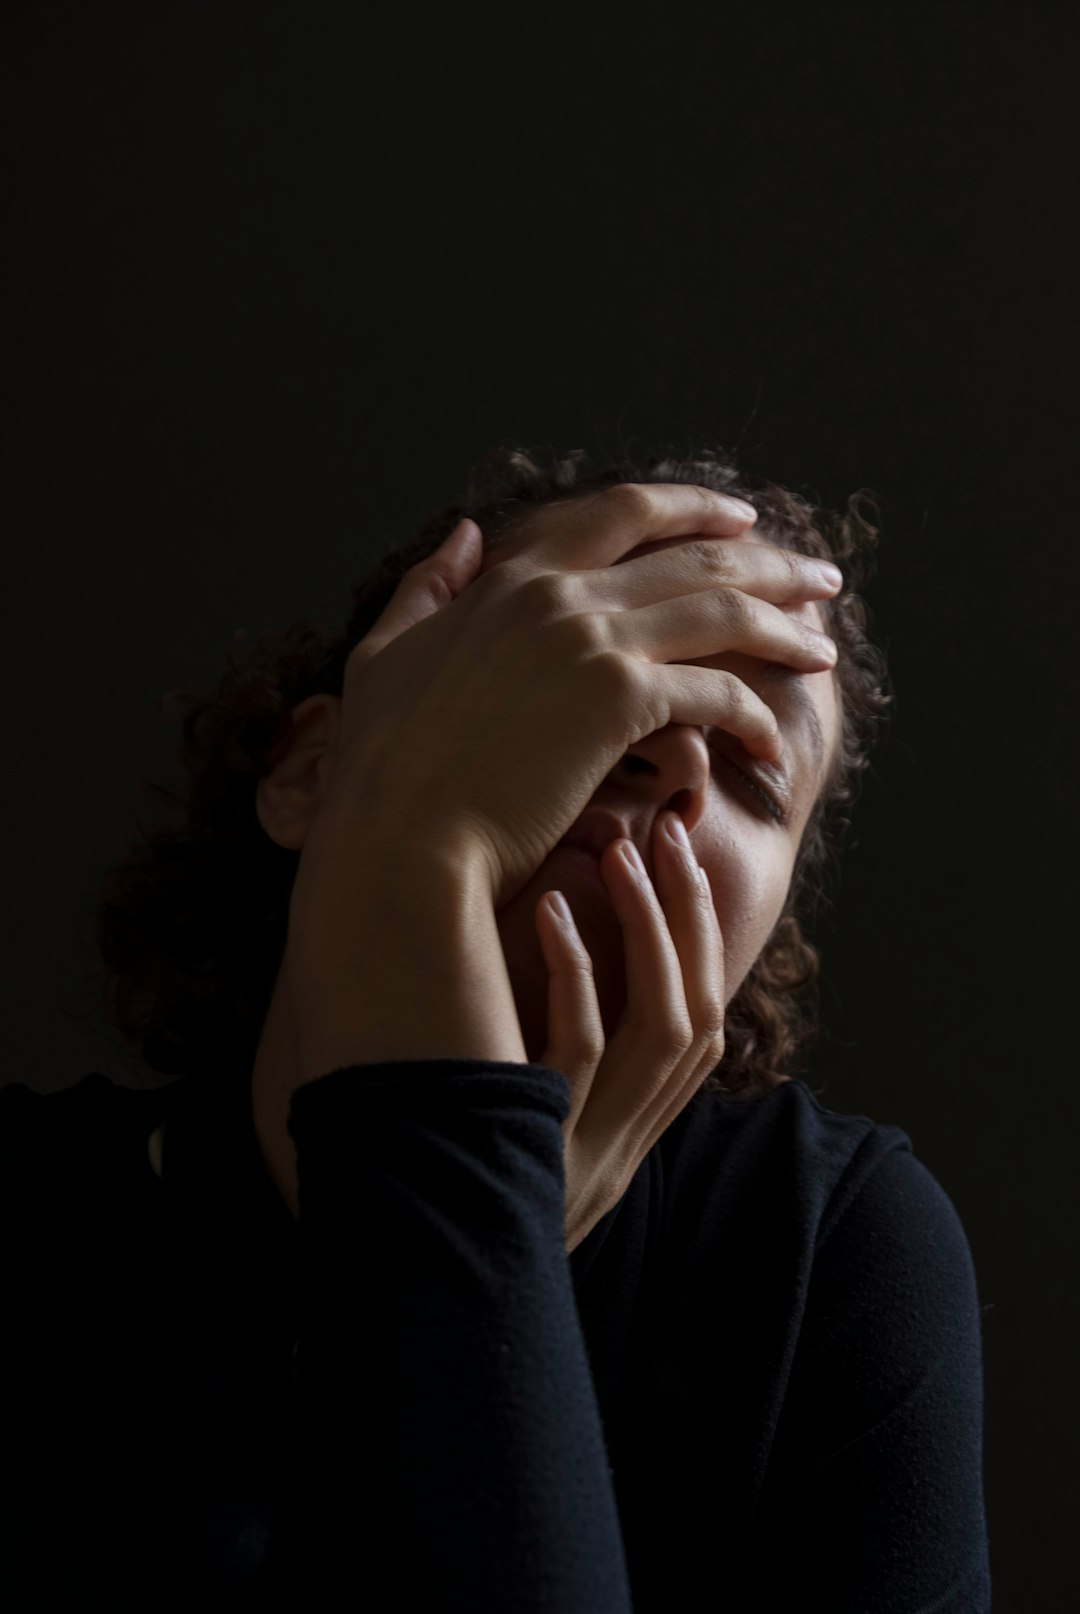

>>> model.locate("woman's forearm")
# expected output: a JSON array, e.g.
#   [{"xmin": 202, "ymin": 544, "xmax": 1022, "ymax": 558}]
[{"xmin": 291, "ymin": 844, "xmax": 528, "ymax": 1087}]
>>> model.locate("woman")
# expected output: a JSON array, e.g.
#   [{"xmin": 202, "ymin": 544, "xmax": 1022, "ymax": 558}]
[{"xmin": 1, "ymin": 446, "xmax": 991, "ymax": 1610}]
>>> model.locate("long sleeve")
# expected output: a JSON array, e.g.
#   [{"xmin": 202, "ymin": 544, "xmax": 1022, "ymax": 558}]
[
  {"xmin": 267, "ymin": 1059, "xmax": 633, "ymax": 1612},
  {"xmin": 0, "ymin": 1067, "xmax": 990, "ymax": 1611}
]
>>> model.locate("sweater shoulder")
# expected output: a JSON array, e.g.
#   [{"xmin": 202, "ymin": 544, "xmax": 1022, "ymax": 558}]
[{"xmin": 656, "ymin": 1076, "xmax": 915, "ymax": 1245}]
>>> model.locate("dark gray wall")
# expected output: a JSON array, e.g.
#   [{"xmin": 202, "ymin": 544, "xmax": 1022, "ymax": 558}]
[{"xmin": 6, "ymin": 1, "xmax": 1078, "ymax": 1603}]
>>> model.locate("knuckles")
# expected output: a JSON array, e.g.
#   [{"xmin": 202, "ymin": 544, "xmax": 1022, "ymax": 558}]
[
  {"xmin": 682, "ymin": 537, "xmax": 740, "ymax": 578},
  {"xmin": 648, "ymin": 1017, "xmax": 697, "ymax": 1059},
  {"xmin": 785, "ymin": 549, "xmax": 811, "ymax": 592},
  {"xmin": 712, "ymin": 584, "xmax": 754, "ymax": 633},
  {"xmin": 694, "ymin": 1007, "xmax": 726, "ymax": 1048},
  {"xmin": 523, "ymin": 568, "xmax": 575, "ymax": 617},
  {"xmin": 415, "ymin": 558, "xmax": 457, "ymax": 607},
  {"xmin": 599, "ymin": 481, "xmax": 654, "ymax": 523}
]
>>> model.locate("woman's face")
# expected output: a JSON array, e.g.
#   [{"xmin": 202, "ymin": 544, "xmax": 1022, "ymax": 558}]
[{"xmin": 476, "ymin": 520, "xmax": 844, "ymax": 1065}]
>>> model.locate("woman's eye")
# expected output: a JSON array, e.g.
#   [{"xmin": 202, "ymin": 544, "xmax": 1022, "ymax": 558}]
[{"xmin": 710, "ymin": 745, "xmax": 788, "ymax": 827}]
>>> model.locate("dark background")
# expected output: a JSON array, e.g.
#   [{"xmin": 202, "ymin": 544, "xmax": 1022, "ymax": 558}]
[{"xmin": 5, "ymin": 1, "xmax": 1078, "ymax": 1604}]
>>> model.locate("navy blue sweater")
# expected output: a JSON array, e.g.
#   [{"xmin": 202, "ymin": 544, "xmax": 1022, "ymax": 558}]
[{"xmin": 1, "ymin": 1062, "xmax": 990, "ymax": 1611}]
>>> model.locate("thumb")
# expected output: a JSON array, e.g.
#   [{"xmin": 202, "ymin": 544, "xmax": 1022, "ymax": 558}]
[{"xmin": 355, "ymin": 516, "xmax": 483, "ymax": 662}]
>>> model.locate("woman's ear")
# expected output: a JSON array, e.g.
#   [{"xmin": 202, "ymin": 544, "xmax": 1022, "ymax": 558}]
[{"xmin": 255, "ymin": 694, "xmax": 343, "ymax": 849}]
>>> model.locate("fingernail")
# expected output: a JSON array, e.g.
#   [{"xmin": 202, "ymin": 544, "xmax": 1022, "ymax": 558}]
[
  {"xmin": 548, "ymin": 891, "xmax": 573, "ymax": 926},
  {"xmin": 664, "ymin": 812, "xmax": 691, "ymax": 850},
  {"xmin": 619, "ymin": 840, "xmax": 645, "ymax": 875}
]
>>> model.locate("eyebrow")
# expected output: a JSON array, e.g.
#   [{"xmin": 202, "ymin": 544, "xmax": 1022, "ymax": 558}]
[{"xmin": 757, "ymin": 661, "xmax": 828, "ymax": 780}]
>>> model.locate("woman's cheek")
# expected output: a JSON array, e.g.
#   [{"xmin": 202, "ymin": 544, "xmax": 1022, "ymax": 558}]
[{"xmin": 705, "ymin": 839, "xmax": 792, "ymax": 1008}]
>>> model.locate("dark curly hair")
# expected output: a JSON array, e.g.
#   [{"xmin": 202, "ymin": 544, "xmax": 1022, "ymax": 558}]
[{"xmin": 91, "ymin": 442, "xmax": 892, "ymax": 1101}]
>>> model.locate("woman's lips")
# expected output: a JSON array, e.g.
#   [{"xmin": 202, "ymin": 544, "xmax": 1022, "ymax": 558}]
[
  {"xmin": 555, "ymin": 842, "xmax": 599, "ymax": 859},
  {"xmin": 551, "ymin": 841, "xmax": 604, "ymax": 876},
  {"xmin": 549, "ymin": 843, "xmax": 619, "ymax": 917}
]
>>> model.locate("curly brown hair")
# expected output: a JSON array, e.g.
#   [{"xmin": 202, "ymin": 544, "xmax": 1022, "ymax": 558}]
[{"xmin": 92, "ymin": 443, "xmax": 892, "ymax": 1101}]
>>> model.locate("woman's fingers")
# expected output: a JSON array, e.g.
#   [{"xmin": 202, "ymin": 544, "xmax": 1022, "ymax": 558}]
[
  {"xmin": 577, "ymin": 822, "xmax": 712, "ymax": 1144},
  {"xmin": 535, "ymin": 892, "xmax": 605, "ymax": 1129},
  {"xmin": 646, "ymin": 814, "xmax": 727, "ymax": 1134},
  {"xmin": 491, "ymin": 482, "xmax": 759, "ymax": 578},
  {"xmin": 352, "ymin": 517, "xmax": 484, "ymax": 665},
  {"xmin": 538, "ymin": 815, "xmax": 727, "ymax": 1252}
]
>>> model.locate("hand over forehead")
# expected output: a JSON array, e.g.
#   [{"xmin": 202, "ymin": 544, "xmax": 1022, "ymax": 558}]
[
  {"xmin": 477, "ymin": 519, "xmax": 762, "ymax": 578},
  {"xmin": 477, "ymin": 521, "xmax": 820, "ymax": 628}
]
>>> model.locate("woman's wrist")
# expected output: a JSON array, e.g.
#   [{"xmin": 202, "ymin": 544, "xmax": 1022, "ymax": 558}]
[{"xmin": 289, "ymin": 841, "xmax": 528, "ymax": 1088}]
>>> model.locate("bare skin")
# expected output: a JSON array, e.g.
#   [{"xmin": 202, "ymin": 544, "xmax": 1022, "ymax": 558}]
[
  {"xmin": 149, "ymin": 520, "xmax": 842, "ymax": 1212},
  {"xmin": 480, "ymin": 528, "xmax": 842, "ymax": 1066}
]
